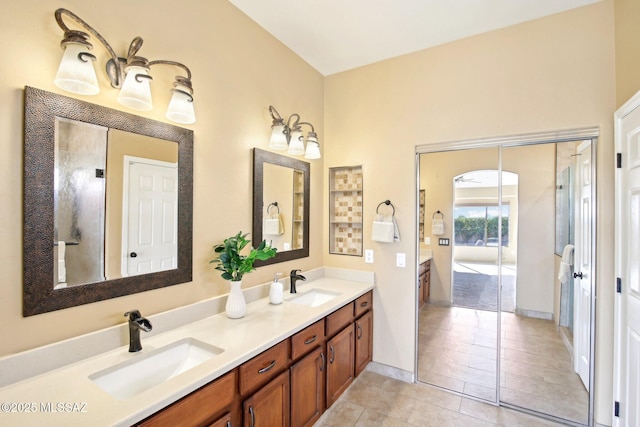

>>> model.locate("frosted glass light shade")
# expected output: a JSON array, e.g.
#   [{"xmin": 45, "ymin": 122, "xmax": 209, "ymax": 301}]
[
  {"xmin": 269, "ymin": 124, "xmax": 288, "ymax": 150},
  {"xmin": 117, "ymin": 66, "xmax": 152, "ymax": 111},
  {"xmin": 304, "ymin": 136, "xmax": 321, "ymax": 159},
  {"xmin": 166, "ymin": 88, "xmax": 195, "ymax": 124},
  {"xmin": 54, "ymin": 44, "xmax": 100, "ymax": 95},
  {"xmin": 287, "ymin": 129, "xmax": 305, "ymax": 155}
]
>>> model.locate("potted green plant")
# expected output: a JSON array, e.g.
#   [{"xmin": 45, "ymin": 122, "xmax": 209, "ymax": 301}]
[{"xmin": 210, "ymin": 232, "xmax": 276, "ymax": 318}]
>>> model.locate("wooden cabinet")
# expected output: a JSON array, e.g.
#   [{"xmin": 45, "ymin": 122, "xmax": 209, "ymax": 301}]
[
  {"xmin": 355, "ymin": 310, "xmax": 373, "ymax": 377},
  {"xmin": 290, "ymin": 346, "xmax": 325, "ymax": 427},
  {"xmin": 243, "ymin": 370, "xmax": 290, "ymax": 427},
  {"xmin": 326, "ymin": 323, "xmax": 355, "ymax": 407},
  {"xmin": 291, "ymin": 320, "xmax": 324, "ymax": 361},
  {"xmin": 136, "ymin": 370, "xmax": 238, "ymax": 427},
  {"xmin": 419, "ymin": 260, "xmax": 431, "ymax": 307},
  {"xmin": 240, "ymin": 339, "xmax": 289, "ymax": 396},
  {"xmin": 140, "ymin": 291, "xmax": 373, "ymax": 427}
]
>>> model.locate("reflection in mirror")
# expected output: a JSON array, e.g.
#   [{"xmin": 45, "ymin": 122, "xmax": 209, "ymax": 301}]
[
  {"xmin": 54, "ymin": 122, "xmax": 179, "ymax": 288},
  {"xmin": 253, "ymin": 148, "xmax": 309, "ymax": 266},
  {"xmin": 24, "ymin": 86, "xmax": 193, "ymax": 316},
  {"xmin": 418, "ymin": 135, "xmax": 597, "ymax": 425}
]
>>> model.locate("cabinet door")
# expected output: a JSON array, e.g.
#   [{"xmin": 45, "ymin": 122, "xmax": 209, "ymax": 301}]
[
  {"xmin": 355, "ymin": 310, "xmax": 373, "ymax": 377},
  {"xmin": 326, "ymin": 323, "xmax": 355, "ymax": 407},
  {"xmin": 418, "ymin": 273, "xmax": 425, "ymax": 308},
  {"xmin": 208, "ymin": 412, "xmax": 231, "ymax": 427},
  {"xmin": 244, "ymin": 370, "xmax": 290, "ymax": 427},
  {"xmin": 290, "ymin": 346, "xmax": 325, "ymax": 427}
]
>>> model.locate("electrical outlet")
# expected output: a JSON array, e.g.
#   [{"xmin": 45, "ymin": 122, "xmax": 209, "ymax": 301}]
[
  {"xmin": 365, "ymin": 249, "xmax": 374, "ymax": 264},
  {"xmin": 396, "ymin": 253, "xmax": 406, "ymax": 268},
  {"xmin": 425, "ymin": 237, "xmax": 431, "ymax": 245},
  {"xmin": 283, "ymin": 242, "xmax": 291, "ymax": 250}
]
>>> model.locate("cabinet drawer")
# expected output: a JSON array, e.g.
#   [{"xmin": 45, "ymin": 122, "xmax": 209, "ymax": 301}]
[
  {"xmin": 291, "ymin": 320, "xmax": 325, "ymax": 361},
  {"xmin": 240, "ymin": 339, "xmax": 289, "ymax": 396},
  {"xmin": 138, "ymin": 369, "xmax": 236, "ymax": 427},
  {"xmin": 419, "ymin": 260, "xmax": 431, "ymax": 274},
  {"xmin": 354, "ymin": 291, "xmax": 372, "ymax": 318},
  {"xmin": 325, "ymin": 302, "xmax": 354, "ymax": 337}
]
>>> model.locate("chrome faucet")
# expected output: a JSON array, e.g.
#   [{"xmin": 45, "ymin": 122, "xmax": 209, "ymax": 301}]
[
  {"xmin": 290, "ymin": 269, "xmax": 306, "ymax": 294},
  {"xmin": 124, "ymin": 309, "xmax": 152, "ymax": 352}
]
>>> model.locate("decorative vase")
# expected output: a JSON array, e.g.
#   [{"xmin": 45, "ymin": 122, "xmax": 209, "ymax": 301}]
[{"xmin": 225, "ymin": 280, "xmax": 246, "ymax": 319}]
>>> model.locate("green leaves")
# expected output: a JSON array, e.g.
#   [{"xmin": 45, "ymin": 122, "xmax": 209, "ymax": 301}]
[{"xmin": 210, "ymin": 231, "xmax": 277, "ymax": 281}]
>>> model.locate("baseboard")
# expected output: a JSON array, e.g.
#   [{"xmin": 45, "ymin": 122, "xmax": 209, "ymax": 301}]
[
  {"xmin": 366, "ymin": 361, "xmax": 414, "ymax": 383},
  {"xmin": 515, "ymin": 308, "xmax": 553, "ymax": 320}
]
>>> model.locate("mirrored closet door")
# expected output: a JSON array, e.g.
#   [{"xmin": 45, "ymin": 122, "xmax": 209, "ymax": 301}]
[{"xmin": 417, "ymin": 133, "xmax": 597, "ymax": 426}]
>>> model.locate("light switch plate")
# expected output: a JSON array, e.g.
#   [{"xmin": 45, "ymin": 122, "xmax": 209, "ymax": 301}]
[
  {"xmin": 365, "ymin": 249, "xmax": 374, "ymax": 264},
  {"xmin": 396, "ymin": 253, "xmax": 406, "ymax": 268}
]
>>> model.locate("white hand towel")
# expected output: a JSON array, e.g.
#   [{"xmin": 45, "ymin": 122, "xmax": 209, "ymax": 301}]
[
  {"xmin": 372, "ymin": 214, "xmax": 394, "ymax": 242},
  {"xmin": 57, "ymin": 241, "xmax": 66, "ymax": 283},
  {"xmin": 392, "ymin": 216, "xmax": 401, "ymax": 242},
  {"xmin": 432, "ymin": 218, "xmax": 444, "ymax": 235},
  {"xmin": 557, "ymin": 244, "xmax": 574, "ymax": 284},
  {"xmin": 264, "ymin": 216, "xmax": 281, "ymax": 236}
]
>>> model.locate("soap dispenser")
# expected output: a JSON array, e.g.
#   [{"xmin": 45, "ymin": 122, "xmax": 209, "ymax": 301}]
[{"xmin": 269, "ymin": 273, "xmax": 284, "ymax": 305}]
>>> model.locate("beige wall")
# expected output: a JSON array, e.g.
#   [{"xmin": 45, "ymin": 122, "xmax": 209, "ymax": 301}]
[
  {"xmin": 0, "ymin": 0, "xmax": 324, "ymax": 354},
  {"xmin": 615, "ymin": 0, "xmax": 640, "ymax": 106},
  {"xmin": 325, "ymin": 2, "xmax": 615, "ymax": 423}
]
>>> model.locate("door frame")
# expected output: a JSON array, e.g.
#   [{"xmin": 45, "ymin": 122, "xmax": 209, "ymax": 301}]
[
  {"xmin": 613, "ymin": 90, "xmax": 640, "ymax": 427},
  {"xmin": 415, "ymin": 127, "xmax": 598, "ymax": 426}
]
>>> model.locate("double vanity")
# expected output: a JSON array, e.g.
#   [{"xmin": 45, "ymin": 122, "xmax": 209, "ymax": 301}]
[{"xmin": 0, "ymin": 271, "xmax": 374, "ymax": 426}]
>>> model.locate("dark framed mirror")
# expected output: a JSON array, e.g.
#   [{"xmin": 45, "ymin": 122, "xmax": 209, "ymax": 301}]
[
  {"xmin": 252, "ymin": 148, "xmax": 309, "ymax": 266},
  {"xmin": 23, "ymin": 86, "xmax": 193, "ymax": 316}
]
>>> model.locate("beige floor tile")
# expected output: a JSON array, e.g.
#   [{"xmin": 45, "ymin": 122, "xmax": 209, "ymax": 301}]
[{"xmin": 315, "ymin": 400, "xmax": 364, "ymax": 427}]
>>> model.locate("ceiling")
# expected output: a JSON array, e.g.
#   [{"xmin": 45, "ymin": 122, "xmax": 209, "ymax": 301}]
[{"xmin": 228, "ymin": 0, "xmax": 601, "ymax": 76}]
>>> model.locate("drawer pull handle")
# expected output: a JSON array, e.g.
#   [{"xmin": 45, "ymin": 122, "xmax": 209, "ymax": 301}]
[
  {"xmin": 304, "ymin": 335, "xmax": 318, "ymax": 345},
  {"xmin": 258, "ymin": 360, "xmax": 276, "ymax": 374},
  {"xmin": 227, "ymin": 422, "xmax": 232, "ymax": 427},
  {"xmin": 329, "ymin": 345, "xmax": 335, "ymax": 364},
  {"xmin": 357, "ymin": 323, "xmax": 362, "ymax": 339},
  {"xmin": 360, "ymin": 301, "xmax": 369, "ymax": 308},
  {"xmin": 249, "ymin": 406, "xmax": 255, "ymax": 427},
  {"xmin": 320, "ymin": 352, "xmax": 325, "ymax": 371}
]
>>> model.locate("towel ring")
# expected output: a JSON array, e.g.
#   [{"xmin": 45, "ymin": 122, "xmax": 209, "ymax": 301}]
[
  {"xmin": 432, "ymin": 210, "xmax": 444, "ymax": 219},
  {"xmin": 267, "ymin": 202, "xmax": 280, "ymax": 214},
  {"xmin": 376, "ymin": 200, "xmax": 395, "ymax": 216}
]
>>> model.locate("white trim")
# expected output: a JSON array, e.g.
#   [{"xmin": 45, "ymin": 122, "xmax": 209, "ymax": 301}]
[{"xmin": 416, "ymin": 127, "xmax": 599, "ymax": 153}]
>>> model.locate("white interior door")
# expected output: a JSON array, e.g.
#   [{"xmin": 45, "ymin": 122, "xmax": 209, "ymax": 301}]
[
  {"xmin": 573, "ymin": 140, "xmax": 592, "ymax": 391},
  {"xmin": 614, "ymin": 93, "xmax": 640, "ymax": 427},
  {"xmin": 123, "ymin": 157, "xmax": 178, "ymax": 276}
]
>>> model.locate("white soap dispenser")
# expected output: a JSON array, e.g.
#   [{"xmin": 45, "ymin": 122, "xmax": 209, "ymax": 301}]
[{"xmin": 269, "ymin": 273, "xmax": 284, "ymax": 305}]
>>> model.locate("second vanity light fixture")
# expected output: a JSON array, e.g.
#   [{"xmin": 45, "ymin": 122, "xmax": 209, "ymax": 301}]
[
  {"xmin": 268, "ymin": 105, "xmax": 321, "ymax": 159},
  {"xmin": 53, "ymin": 8, "xmax": 196, "ymax": 124}
]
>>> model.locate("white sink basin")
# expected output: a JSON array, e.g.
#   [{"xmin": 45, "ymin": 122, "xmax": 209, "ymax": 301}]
[
  {"xmin": 89, "ymin": 338, "xmax": 223, "ymax": 399},
  {"xmin": 288, "ymin": 289, "xmax": 342, "ymax": 308}
]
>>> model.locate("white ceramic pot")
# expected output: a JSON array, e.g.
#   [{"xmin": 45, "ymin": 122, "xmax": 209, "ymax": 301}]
[{"xmin": 225, "ymin": 280, "xmax": 246, "ymax": 319}]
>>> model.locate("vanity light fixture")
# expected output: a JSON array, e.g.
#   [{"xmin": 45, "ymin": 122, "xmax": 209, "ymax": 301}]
[
  {"xmin": 268, "ymin": 105, "xmax": 321, "ymax": 159},
  {"xmin": 53, "ymin": 8, "xmax": 196, "ymax": 124}
]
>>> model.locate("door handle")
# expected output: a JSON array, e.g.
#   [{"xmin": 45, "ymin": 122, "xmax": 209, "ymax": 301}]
[
  {"xmin": 574, "ymin": 271, "xmax": 584, "ymax": 279},
  {"xmin": 130, "ymin": 252, "xmax": 137, "ymax": 258}
]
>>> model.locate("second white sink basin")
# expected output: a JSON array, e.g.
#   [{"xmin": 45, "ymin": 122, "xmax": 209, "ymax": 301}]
[
  {"xmin": 90, "ymin": 338, "xmax": 223, "ymax": 399},
  {"xmin": 288, "ymin": 289, "xmax": 341, "ymax": 308}
]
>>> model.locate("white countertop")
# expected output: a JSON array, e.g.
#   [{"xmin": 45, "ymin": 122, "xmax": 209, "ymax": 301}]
[
  {"xmin": 419, "ymin": 249, "xmax": 433, "ymax": 265},
  {"xmin": 0, "ymin": 275, "xmax": 374, "ymax": 426}
]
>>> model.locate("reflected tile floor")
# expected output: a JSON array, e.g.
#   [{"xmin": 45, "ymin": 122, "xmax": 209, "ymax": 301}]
[
  {"xmin": 417, "ymin": 304, "xmax": 588, "ymax": 424},
  {"xmin": 316, "ymin": 370, "xmax": 565, "ymax": 426}
]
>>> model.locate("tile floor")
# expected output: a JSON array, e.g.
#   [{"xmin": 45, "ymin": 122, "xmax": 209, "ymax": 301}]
[
  {"xmin": 316, "ymin": 370, "xmax": 566, "ymax": 426},
  {"xmin": 417, "ymin": 304, "xmax": 588, "ymax": 424}
]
